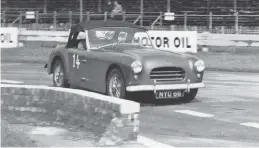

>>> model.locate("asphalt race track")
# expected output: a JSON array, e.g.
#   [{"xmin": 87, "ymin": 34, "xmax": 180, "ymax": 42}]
[{"xmin": 1, "ymin": 62, "xmax": 259, "ymax": 147}]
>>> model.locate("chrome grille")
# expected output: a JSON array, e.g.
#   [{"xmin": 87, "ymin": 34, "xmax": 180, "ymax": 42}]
[{"xmin": 150, "ymin": 67, "xmax": 185, "ymax": 82}]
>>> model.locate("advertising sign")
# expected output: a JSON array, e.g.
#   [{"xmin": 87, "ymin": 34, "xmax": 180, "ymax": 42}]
[
  {"xmin": 134, "ymin": 31, "xmax": 197, "ymax": 53},
  {"xmin": 0, "ymin": 27, "xmax": 19, "ymax": 48},
  {"xmin": 26, "ymin": 11, "xmax": 35, "ymax": 19},
  {"xmin": 164, "ymin": 12, "xmax": 175, "ymax": 21}
]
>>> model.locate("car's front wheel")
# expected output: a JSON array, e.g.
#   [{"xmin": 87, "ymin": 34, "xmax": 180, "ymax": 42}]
[
  {"xmin": 106, "ymin": 68, "xmax": 126, "ymax": 99},
  {"xmin": 181, "ymin": 89, "xmax": 198, "ymax": 103},
  {"xmin": 52, "ymin": 60, "xmax": 70, "ymax": 88}
]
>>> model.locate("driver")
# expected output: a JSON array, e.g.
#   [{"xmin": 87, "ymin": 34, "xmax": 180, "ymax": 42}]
[
  {"xmin": 78, "ymin": 39, "xmax": 86, "ymax": 50},
  {"xmin": 77, "ymin": 32, "xmax": 87, "ymax": 50}
]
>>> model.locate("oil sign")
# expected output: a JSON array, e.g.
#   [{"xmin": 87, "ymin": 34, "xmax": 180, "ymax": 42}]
[{"xmin": 134, "ymin": 31, "xmax": 197, "ymax": 53}]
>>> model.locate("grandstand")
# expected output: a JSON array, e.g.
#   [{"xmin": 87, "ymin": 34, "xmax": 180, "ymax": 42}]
[{"xmin": 1, "ymin": 0, "xmax": 259, "ymax": 33}]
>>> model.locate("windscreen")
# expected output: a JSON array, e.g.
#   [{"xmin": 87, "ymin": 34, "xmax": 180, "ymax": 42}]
[{"xmin": 87, "ymin": 27, "xmax": 153, "ymax": 49}]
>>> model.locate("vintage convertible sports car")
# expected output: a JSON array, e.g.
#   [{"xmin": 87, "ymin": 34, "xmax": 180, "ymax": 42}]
[{"xmin": 45, "ymin": 20, "xmax": 205, "ymax": 102}]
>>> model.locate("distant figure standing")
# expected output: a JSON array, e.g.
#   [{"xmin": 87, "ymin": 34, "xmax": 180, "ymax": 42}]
[
  {"xmin": 106, "ymin": 0, "xmax": 113, "ymax": 13},
  {"xmin": 110, "ymin": 0, "xmax": 123, "ymax": 20}
]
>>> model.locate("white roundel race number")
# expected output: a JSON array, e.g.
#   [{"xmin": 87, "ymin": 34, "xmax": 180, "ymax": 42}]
[{"xmin": 72, "ymin": 54, "xmax": 80, "ymax": 69}]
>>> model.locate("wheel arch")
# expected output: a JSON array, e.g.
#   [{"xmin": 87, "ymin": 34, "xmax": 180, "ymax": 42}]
[
  {"xmin": 105, "ymin": 63, "xmax": 131, "ymax": 91},
  {"xmin": 50, "ymin": 54, "xmax": 70, "ymax": 88},
  {"xmin": 50, "ymin": 55, "xmax": 63, "ymax": 74},
  {"xmin": 105, "ymin": 64, "xmax": 124, "ymax": 82},
  {"xmin": 105, "ymin": 63, "xmax": 130, "ymax": 97}
]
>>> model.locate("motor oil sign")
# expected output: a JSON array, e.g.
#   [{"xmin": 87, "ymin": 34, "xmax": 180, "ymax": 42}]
[
  {"xmin": 133, "ymin": 31, "xmax": 197, "ymax": 53},
  {"xmin": 0, "ymin": 27, "xmax": 19, "ymax": 48}
]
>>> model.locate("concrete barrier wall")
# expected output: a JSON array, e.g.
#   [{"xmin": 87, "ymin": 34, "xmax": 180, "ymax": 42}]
[
  {"xmin": 1, "ymin": 84, "xmax": 140, "ymax": 146},
  {"xmin": 19, "ymin": 30, "xmax": 68, "ymax": 43},
  {"xmin": 18, "ymin": 30, "xmax": 259, "ymax": 47},
  {"xmin": 198, "ymin": 32, "xmax": 259, "ymax": 47},
  {"xmin": 18, "ymin": 30, "xmax": 69, "ymax": 48}
]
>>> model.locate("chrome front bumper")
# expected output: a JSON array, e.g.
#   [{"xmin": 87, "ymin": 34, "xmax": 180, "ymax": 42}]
[{"xmin": 126, "ymin": 82, "xmax": 205, "ymax": 92}]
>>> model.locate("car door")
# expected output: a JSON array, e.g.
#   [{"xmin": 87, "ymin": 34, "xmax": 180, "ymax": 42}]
[
  {"xmin": 70, "ymin": 49, "xmax": 98, "ymax": 90},
  {"xmin": 79, "ymin": 50, "xmax": 101, "ymax": 90},
  {"xmin": 66, "ymin": 30, "xmax": 90, "ymax": 88}
]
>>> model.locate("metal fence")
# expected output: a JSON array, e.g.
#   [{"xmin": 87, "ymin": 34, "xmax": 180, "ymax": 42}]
[{"xmin": 1, "ymin": 11, "xmax": 259, "ymax": 34}]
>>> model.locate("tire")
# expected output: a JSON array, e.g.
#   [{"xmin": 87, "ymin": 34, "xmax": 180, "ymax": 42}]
[
  {"xmin": 181, "ymin": 89, "xmax": 198, "ymax": 103},
  {"xmin": 106, "ymin": 68, "xmax": 126, "ymax": 99},
  {"xmin": 52, "ymin": 59, "xmax": 70, "ymax": 88}
]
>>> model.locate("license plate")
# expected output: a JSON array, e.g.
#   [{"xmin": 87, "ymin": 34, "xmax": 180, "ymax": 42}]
[{"xmin": 155, "ymin": 90, "xmax": 184, "ymax": 99}]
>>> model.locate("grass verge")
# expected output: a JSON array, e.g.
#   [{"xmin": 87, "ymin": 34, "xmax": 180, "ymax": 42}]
[
  {"xmin": 196, "ymin": 51, "xmax": 259, "ymax": 73},
  {"xmin": 1, "ymin": 47, "xmax": 52, "ymax": 64},
  {"xmin": 1, "ymin": 46, "xmax": 259, "ymax": 72}
]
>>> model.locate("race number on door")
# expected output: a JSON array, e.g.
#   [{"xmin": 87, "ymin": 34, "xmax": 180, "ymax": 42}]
[{"xmin": 72, "ymin": 54, "xmax": 80, "ymax": 69}]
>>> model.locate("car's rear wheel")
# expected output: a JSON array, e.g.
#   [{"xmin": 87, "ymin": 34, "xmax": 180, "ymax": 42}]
[
  {"xmin": 106, "ymin": 68, "xmax": 126, "ymax": 99},
  {"xmin": 181, "ymin": 89, "xmax": 198, "ymax": 103},
  {"xmin": 52, "ymin": 60, "xmax": 70, "ymax": 88}
]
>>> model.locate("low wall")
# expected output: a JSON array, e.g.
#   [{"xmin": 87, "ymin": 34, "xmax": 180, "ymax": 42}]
[
  {"xmin": 199, "ymin": 32, "xmax": 259, "ymax": 47},
  {"xmin": 18, "ymin": 30, "xmax": 68, "ymax": 48},
  {"xmin": 17, "ymin": 30, "xmax": 259, "ymax": 48},
  {"xmin": 1, "ymin": 84, "xmax": 140, "ymax": 146}
]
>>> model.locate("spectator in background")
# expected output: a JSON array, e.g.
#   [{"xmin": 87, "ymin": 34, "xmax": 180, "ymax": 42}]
[
  {"xmin": 110, "ymin": 0, "xmax": 123, "ymax": 20},
  {"xmin": 105, "ymin": 0, "xmax": 114, "ymax": 14}
]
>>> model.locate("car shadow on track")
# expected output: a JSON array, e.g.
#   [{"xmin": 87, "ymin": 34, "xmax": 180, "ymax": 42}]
[
  {"xmin": 72, "ymin": 87, "xmax": 201, "ymax": 107},
  {"xmin": 127, "ymin": 92, "xmax": 201, "ymax": 107}
]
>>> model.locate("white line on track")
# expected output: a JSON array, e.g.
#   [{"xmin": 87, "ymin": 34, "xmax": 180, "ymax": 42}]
[
  {"xmin": 0, "ymin": 80, "xmax": 24, "ymax": 84},
  {"xmin": 2, "ymin": 71, "xmax": 47, "ymax": 74},
  {"xmin": 137, "ymin": 135, "xmax": 175, "ymax": 148},
  {"xmin": 0, "ymin": 63, "xmax": 22, "ymax": 66},
  {"xmin": 240, "ymin": 122, "xmax": 259, "ymax": 129},
  {"xmin": 174, "ymin": 110, "xmax": 214, "ymax": 118},
  {"xmin": 36, "ymin": 85, "xmax": 51, "ymax": 87}
]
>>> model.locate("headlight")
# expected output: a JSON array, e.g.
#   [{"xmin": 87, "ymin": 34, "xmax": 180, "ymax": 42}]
[
  {"xmin": 131, "ymin": 61, "xmax": 143, "ymax": 74},
  {"xmin": 194, "ymin": 60, "xmax": 205, "ymax": 72}
]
